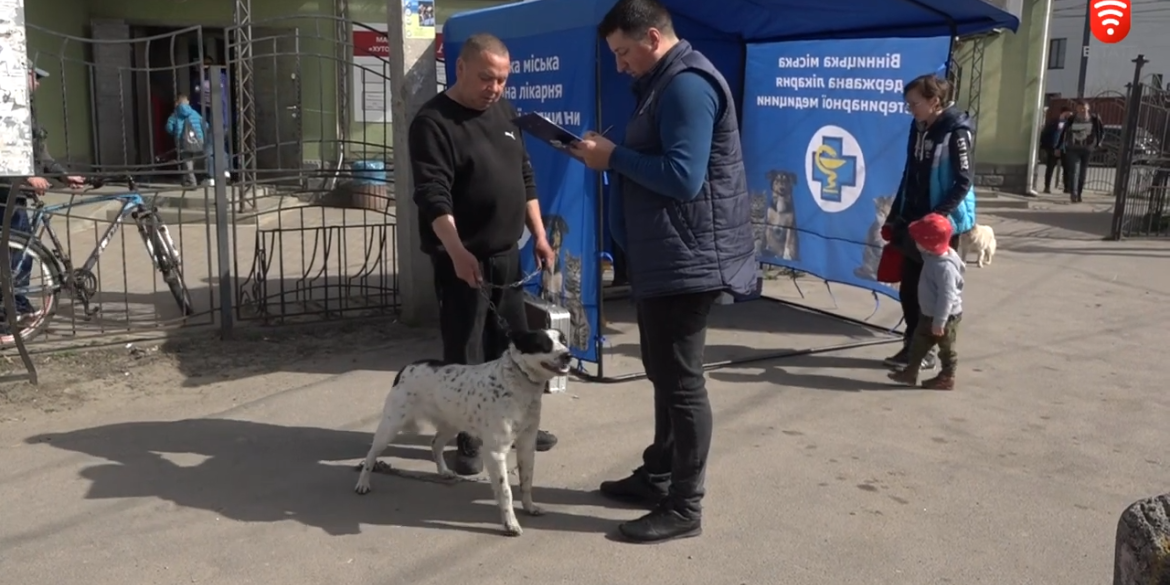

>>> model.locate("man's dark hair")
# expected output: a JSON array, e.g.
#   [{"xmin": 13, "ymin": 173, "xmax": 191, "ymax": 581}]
[
  {"xmin": 459, "ymin": 32, "xmax": 509, "ymax": 61},
  {"xmin": 1075, "ymin": 99, "xmax": 1090, "ymax": 108},
  {"xmin": 597, "ymin": 0, "xmax": 674, "ymax": 40}
]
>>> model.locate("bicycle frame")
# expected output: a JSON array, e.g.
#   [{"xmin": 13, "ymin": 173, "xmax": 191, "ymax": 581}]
[{"xmin": 29, "ymin": 192, "xmax": 152, "ymax": 278}]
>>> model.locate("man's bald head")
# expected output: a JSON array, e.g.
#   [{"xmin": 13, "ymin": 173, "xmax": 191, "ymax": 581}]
[
  {"xmin": 459, "ymin": 33, "xmax": 509, "ymax": 62},
  {"xmin": 452, "ymin": 33, "xmax": 512, "ymax": 110}
]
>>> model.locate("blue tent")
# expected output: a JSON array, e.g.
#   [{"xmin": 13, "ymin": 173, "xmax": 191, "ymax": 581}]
[{"xmin": 441, "ymin": 0, "xmax": 1018, "ymax": 371}]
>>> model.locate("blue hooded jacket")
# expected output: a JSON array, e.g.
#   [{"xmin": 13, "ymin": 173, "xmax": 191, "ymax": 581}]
[
  {"xmin": 165, "ymin": 102, "xmax": 206, "ymax": 147},
  {"xmin": 889, "ymin": 105, "xmax": 976, "ymax": 239}
]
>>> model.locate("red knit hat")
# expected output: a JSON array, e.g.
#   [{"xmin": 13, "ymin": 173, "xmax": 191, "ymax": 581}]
[{"xmin": 908, "ymin": 213, "xmax": 954, "ymax": 256}]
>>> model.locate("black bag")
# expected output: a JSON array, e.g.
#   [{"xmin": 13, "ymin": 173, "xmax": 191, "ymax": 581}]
[{"xmin": 179, "ymin": 118, "xmax": 204, "ymax": 155}]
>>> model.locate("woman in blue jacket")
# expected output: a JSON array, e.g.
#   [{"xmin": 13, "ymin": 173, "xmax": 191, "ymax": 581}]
[
  {"xmin": 165, "ymin": 94, "xmax": 206, "ymax": 188},
  {"xmin": 881, "ymin": 74, "xmax": 976, "ymax": 370}
]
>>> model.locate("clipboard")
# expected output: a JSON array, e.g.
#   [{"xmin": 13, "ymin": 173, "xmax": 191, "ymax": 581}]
[{"xmin": 512, "ymin": 112, "xmax": 582, "ymax": 152}]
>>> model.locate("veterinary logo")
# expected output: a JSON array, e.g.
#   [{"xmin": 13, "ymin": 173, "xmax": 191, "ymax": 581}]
[{"xmin": 805, "ymin": 125, "xmax": 866, "ymax": 213}]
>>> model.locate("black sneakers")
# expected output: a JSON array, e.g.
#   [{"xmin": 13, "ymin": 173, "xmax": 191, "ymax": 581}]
[
  {"xmin": 600, "ymin": 468, "xmax": 703, "ymax": 543},
  {"xmin": 882, "ymin": 347, "xmax": 936, "ymax": 370},
  {"xmin": 452, "ymin": 432, "xmax": 483, "ymax": 476},
  {"xmin": 599, "ymin": 467, "xmax": 669, "ymax": 508},
  {"xmin": 617, "ymin": 503, "xmax": 702, "ymax": 543},
  {"xmin": 451, "ymin": 430, "xmax": 560, "ymax": 477},
  {"xmin": 535, "ymin": 430, "xmax": 558, "ymax": 452}
]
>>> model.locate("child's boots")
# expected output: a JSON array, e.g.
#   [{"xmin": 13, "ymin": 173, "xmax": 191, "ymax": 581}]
[{"xmin": 921, "ymin": 372, "xmax": 955, "ymax": 391}]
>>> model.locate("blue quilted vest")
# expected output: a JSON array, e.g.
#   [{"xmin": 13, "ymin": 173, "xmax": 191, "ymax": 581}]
[{"xmin": 616, "ymin": 41, "xmax": 757, "ymax": 300}]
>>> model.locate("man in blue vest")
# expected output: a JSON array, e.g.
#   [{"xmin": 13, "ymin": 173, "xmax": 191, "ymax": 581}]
[{"xmin": 572, "ymin": 0, "xmax": 757, "ymax": 543}]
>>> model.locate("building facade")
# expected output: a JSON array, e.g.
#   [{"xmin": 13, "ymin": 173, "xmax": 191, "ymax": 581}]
[
  {"xmin": 951, "ymin": 0, "xmax": 1050, "ymax": 191},
  {"xmin": 1045, "ymin": 0, "xmax": 1170, "ymax": 97},
  {"xmin": 25, "ymin": 0, "xmax": 509, "ymax": 169}
]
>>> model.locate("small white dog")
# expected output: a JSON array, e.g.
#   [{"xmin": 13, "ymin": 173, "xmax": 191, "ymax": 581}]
[
  {"xmin": 354, "ymin": 329, "xmax": 572, "ymax": 536},
  {"xmin": 960, "ymin": 224, "xmax": 997, "ymax": 267}
]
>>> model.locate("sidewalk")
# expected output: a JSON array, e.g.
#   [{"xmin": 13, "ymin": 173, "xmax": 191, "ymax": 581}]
[{"xmin": 0, "ymin": 204, "xmax": 1166, "ymax": 584}]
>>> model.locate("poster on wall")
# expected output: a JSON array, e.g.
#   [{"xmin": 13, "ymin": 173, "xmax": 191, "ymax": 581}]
[
  {"xmin": 352, "ymin": 24, "xmax": 446, "ymax": 123},
  {"xmin": 445, "ymin": 29, "xmax": 601, "ymax": 362},
  {"xmin": 741, "ymin": 36, "xmax": 951, "ymax": 301},
  {"xmin": 401, "ymin": 0, "xmax": 436, "ymax": 40}
]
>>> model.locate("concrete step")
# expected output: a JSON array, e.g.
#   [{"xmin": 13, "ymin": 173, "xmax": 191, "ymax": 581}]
[
  {"xmin": 976, "ymin": 190, "xmax": 1038, "ymax": 210},
  {"xmin": 104, "ymin": 190, "xmax": 295, "ymax": 225}
]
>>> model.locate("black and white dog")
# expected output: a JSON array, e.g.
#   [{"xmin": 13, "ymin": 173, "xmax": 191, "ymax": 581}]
[{"xmin": 354, "ymin": 329, "xmax": 572, "ymax": 536}]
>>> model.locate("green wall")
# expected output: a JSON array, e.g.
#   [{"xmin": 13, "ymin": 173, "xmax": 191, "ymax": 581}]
[
  {"xmin": 27, "ymin": 0, "xmax": 514, "ymax": 166},
  {"xmin": 956, "ymin": 0, "xmax": 1046, "ymax": 170},
  {"xmin": 27, "ymin": 0, "xmax": 91, "ymax": 165}
]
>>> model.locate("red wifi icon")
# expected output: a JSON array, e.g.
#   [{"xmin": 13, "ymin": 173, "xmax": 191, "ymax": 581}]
[{"xmin": 1090, "ymin": 0, "xmax": 1131, "ymax": 44}]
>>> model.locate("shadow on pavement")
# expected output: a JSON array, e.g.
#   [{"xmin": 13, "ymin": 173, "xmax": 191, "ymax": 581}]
[
  {"xmin": 25, "ymin": 419, "xmax": 619, "ymax": 537},
  {"xmin": 707, "ymin": 351, "xmax": 916, "ymax": 392}
]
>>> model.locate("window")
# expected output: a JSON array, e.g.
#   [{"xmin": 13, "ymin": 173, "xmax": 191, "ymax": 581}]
[{"xmin": 1048, "ymin": 38, "xmax": 1067, "ymax": 70}]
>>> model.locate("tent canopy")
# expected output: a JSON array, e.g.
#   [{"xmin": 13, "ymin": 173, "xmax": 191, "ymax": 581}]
[{"xmin": 443, "ymin": 0, "xmax": 1019, "ymax": 45}]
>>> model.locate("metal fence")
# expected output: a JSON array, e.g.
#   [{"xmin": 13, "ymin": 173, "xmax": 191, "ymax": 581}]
[
  {"xmin": 9, "ymin": 15, "xmax": 415, "ymax": 357},
  {"xmin": 1111, "ymin": 55, "xmax": 1170, "ymax": 239}
]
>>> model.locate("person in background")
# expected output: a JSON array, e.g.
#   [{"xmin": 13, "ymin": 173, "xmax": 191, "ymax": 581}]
[
  {"xmin": 1056, "ymin": 99, "xmax": 1104, "ymax": 203},
  {"xmin": 880, "ymin": 74, "xmax": 975, "ymax": 371},
  {"xmin": 165, "ymin": 94, "xmax": 206, "ymax": 188},
  {"xmin": 1039, "ymin": 105, "xmax": 1073, "ymax": 194},
  {"xmin": 572, "ymin": 0, "xmax": 758, "ymax": 543},
  {"xmin": 196, "ymin": 57, "xmax": 232, "ymax": 186},
  {"xmin": 1, "ymin": 62, "xmax": 84, "ymax": 327},
  {"xmin": 409, "ymin": 33, "xmax": 560, "ymax": 477}
]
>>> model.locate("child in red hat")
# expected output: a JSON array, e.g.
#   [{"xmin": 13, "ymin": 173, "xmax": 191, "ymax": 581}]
[{"xmin": 888, "ymin": 213, "xmax": 964, "ymax": 390}]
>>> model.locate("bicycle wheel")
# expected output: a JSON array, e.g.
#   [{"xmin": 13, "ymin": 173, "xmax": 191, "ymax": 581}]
[
  {"xmin": 145, "ymin": 225, "xmax": 194, "ymax": 317},
  {"xmin": 0, "ymin": 232, "xmax": 62, "ymax": 345}
]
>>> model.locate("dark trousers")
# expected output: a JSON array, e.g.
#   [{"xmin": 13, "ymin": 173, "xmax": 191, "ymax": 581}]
[
  {"xmin": 0, "ymin": 202, "xmax": 34, "ymax": 314},
  {"xmin": 1043, "ymin": 148, "xmax": 1063, "ymax": 190},
  {"xmin": 431, "ymin": 246, "xmax": 528, "ymax": 366},
  {"xmin": 636, "ymin": 290, "xmax": 719, "ymax": 519},
  {"xmin": 898, "ymin": 235, "xmax": 959, "ymax": 347},
  {"xmin": 906, "ymin": 312, "xmax": 961, "ymax": 375},
  {"xmin": 1062, "ymin": 147, "xmax": 1092, "ymax": 196}
]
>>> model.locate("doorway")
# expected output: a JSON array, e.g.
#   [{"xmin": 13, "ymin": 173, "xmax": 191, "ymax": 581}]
[{"xmin": 130, "ymin": 26, "xmax": 238, "ymax": 177}]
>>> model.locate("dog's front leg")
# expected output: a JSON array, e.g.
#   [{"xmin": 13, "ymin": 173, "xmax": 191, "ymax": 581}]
[
  {"xmin": 515, "ymin": 426, "xmax": 544, "ymax": 517},
  {"xmin": 484, "ymin": 450, "xmax": 522, "ymax": 536}
]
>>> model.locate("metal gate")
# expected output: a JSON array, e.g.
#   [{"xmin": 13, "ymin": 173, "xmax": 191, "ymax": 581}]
[
  {"xmin": 13, "ymin": 14, "xmax": 404, "ymax": 352},
  {"xmin": 227, "ymin": 16, "xmax": 400, "ymax": 325},
  {"xmin": 22, "ymin": 23, "xmax": 221, "ymax": 347},
  {"xmin": 1111, "ymin": 56, "xmax": 1170, "ymax": 239}
]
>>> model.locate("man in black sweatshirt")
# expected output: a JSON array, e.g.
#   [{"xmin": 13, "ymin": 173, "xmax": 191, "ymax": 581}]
[{"xmin": 408, "ymin": 33, "xmax": 559, "ymax": 476}]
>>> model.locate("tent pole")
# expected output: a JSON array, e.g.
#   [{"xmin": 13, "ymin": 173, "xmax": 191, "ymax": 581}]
[
  {"xmin": 594, "ymin": 34, "xmax": 607, "ymax": 381},
  {"xmin": 1025, "ymin": 0, "xmax": 1055, "ymax": 197},
  {"xmin": 573, "ymin": 294, "xmax": 903, "ymax": 384}
]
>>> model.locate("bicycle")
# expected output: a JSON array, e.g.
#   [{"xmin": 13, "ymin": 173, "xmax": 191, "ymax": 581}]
[{"xmin": 1, "ymin": 176, "xmax": 193, "ymax": 344}]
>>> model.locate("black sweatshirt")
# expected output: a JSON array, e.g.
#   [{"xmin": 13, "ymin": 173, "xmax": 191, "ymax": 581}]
[{"xmin": 409, "ymin": 93, "xmax": 537, "ymax": 258}]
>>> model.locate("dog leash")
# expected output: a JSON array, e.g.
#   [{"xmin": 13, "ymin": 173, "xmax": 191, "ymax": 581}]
[{"xmin": 477, "ymin": 269, "xmax": 541, "ymax": 335}]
